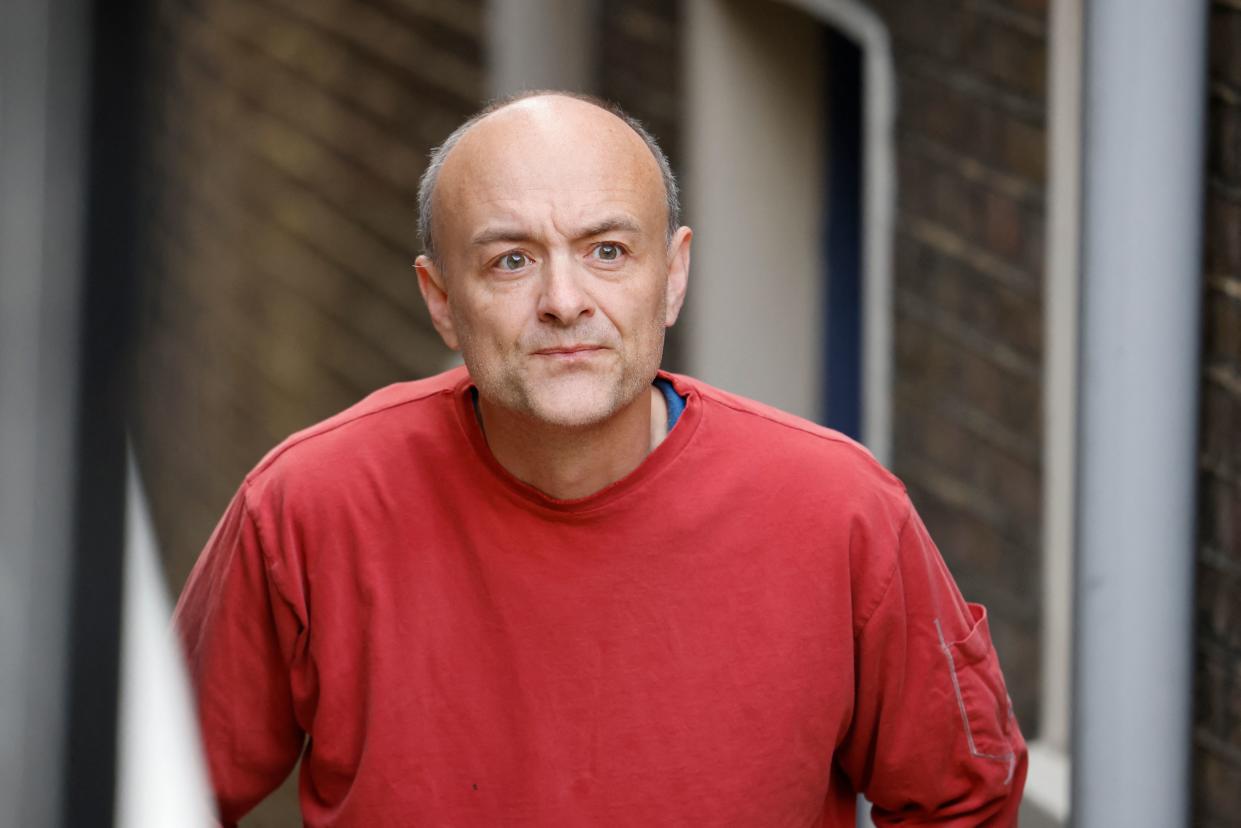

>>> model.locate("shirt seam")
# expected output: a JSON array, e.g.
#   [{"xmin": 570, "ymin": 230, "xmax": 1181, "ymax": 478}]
[
  {"xmin": 854, "ymin": 498, "xmax": 915, "ymax": 639},
  {"xmin": 699, "ymin": 392, "xmax": 905, "ymax": 490},
  {"xmin": 246, "ymin": 385, "xmax": 454, "ymax": 481},
  {"xmin": 237, "ymin": 480, "xmax": 303, "ymax": 655}
]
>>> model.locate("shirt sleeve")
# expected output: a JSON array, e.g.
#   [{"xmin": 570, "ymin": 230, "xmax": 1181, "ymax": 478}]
[
  {"xmin": 836, "ymin": 501, "xmax": 1028, "ymax": 826},
  {"xmin": 172, "ymin": 484, "xmax": 307, "ymax": 826}
]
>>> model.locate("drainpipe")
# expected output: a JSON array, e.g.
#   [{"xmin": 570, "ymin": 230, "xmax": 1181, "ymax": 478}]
[{"xmin": 1071, "ymin": 1, "xmax": 1208, "ymax": 826}]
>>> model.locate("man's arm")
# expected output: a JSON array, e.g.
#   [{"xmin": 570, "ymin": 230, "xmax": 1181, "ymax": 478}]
[
  {"xmin": 173, "ymin": 484, "xmax": 306, "ymax": 826},
  {"xmin": 837, "ymin": 503, "xmax": 1028, "ymax": 826}
]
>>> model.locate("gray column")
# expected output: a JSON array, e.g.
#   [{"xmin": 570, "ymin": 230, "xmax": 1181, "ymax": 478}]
[
  {"xmin": 0, "ymin": 0, "xmax": 93, "ymax": 826},
  {"xmin": 1071, "ymin": 1, "xmax": 1208, "ymax": 825}
]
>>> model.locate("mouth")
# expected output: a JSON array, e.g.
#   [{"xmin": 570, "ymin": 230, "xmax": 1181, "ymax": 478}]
[{"xmin": 532, "ymin": 344, "xmax": 608, "ymax": 362}]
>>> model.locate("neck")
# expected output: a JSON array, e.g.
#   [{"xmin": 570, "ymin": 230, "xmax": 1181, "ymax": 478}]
[{"xmin": 477, "ymin": 385, "xmax": 669, "ymax": 500}]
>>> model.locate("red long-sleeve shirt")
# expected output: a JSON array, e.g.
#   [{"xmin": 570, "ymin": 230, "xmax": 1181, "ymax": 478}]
[{"xmin": 174, "ymin": 367, "xmax": 1027, "ymax": 826}]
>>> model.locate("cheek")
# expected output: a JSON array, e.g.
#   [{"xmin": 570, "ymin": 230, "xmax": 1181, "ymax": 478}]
[
  {"xmin": 451, "ymin": 290, "xmax": 529, "ymax": 349},
  {"xmin": 613, "ymin": 277, "xmax": 668, "ymax": 335}
]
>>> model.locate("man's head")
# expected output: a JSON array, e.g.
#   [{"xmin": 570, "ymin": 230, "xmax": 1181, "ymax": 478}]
[
  {"xmin": 417, "ymin": 92, "xmax": 681, "ymax": 262},
  {"xmin": 414, "ymin": 92, "xmax": 692, "ymax": 429}
]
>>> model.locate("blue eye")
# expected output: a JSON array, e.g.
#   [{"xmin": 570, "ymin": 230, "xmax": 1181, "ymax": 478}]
[{"xmin": 498, "ymin": 252, "xmax": 529, "ymax": 271}]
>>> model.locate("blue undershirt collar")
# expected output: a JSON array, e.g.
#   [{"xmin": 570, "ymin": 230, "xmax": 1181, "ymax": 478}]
[{"xmin": 653, "ymin": 377, "xmax": 686, "ymax": 432}]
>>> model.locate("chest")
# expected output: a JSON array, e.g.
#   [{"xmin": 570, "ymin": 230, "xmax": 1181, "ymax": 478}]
[{"xmin": 293, "ymin": 497, "xmax": 858, "ymax": 824}]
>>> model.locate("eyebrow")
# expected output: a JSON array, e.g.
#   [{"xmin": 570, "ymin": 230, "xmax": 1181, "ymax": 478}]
[
  {"xmin": 468, "ymin": 215, "xmax": 643, "ymax": 248},
  {"xmin": 577, "ymin": 216, "xmax": 642, "ymax": 238},
  {"xmin": 469, "ymin": 227, "xmax": 534, "ymax": 248}
]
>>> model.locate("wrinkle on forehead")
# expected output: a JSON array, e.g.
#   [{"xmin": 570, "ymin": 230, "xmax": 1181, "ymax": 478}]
[
  {"xmin": 433, "ymin": 96, "xmax": 666, "ymax": 254},
  {"xmin": 468, "ymin": 203, "xmax": 645, "ymax": 251}
]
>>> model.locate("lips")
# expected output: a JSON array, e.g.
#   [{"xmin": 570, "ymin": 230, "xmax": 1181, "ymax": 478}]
[
  {"xmin": 531, "ymin": 344, "xmax": 611, "ymax": 367},
  {"xmin": 533, "ymin": 344, "xmax": 607, "ymax": 356}
]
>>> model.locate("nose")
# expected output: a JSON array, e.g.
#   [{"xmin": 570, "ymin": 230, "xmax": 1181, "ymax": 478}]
[{"xmin": 536, "ymin": 253, "xmax": 595, "ymax": 326}]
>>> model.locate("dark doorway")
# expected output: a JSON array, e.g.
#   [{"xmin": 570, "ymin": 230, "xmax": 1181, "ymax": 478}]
[{"xmin": 822, "ymin": 26, "xmax": 864, "ymax": 439}]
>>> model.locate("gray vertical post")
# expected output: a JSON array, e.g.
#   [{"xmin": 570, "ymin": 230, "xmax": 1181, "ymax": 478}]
[
  {"xmin": 0, "ymin": 0, "xmax": 93, "ymax": 826},
  {"xmin": 1072, "ymin": 1, "xmax": 1208, "ymax": 826}
]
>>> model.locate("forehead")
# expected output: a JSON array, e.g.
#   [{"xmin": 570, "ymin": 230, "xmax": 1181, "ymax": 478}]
[{"xmin": 434, "ymin": 98, "xmax": 666, "ymax": 241}]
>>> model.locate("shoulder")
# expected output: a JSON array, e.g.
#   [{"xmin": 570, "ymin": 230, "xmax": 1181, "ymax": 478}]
[
  {"xmin": 668, "ymin": 371, "xmax": 916, "ymax": 602},
  {"xmin": 668, "ymin": 372, "xmax": 914, "ymax": 566},
  {"xmin": 669, "ymin": 371, "xmax": 905, "ymax": 498},
  {"xmin": 243, "ymin": 366, "xmax": 467, "ymax": 492}
]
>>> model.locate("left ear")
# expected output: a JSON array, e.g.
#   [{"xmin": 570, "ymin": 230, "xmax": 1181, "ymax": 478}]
[
  {"xmin": 663, "ymin": 225, "xmax": 692, "ymax": 327},
  {"xmin": 415, "ymin": 255, "xmax": 460, "ymax": 351}
]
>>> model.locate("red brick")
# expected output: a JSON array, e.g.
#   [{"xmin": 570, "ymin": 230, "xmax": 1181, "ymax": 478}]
[
  {"xmin": 1007, "ymin": 0, "xmax": 1049, "ymax": 18},
  {"xmin": 882, "ymin": 0, "xmax": 976, "ymax": 65},
  {"xmin": 896, "ymin": 399, "xmax": 1041, "ymax": 540},
  {"xmin": 1020, "ymin": 207, "xmax": 1046, "ymax": 281},
  {"xmin": 1207, "ymin": 188, "xmax": 1241, "ymax": 276},
  {"xmin": 975, "ymin": 18, "xmax": 1046, "ymax": 102},
  {"xmin": 1195, "ymin": 742, "xmax": 1241, "ymax": 827},
  {"xmin": 1210, "ymin": 95, "xmax": 1241, "ymax": 188},
  {"xmin": 1206, "ymin": 286, "xmax": 1241, "ymax": 365},
  {"xmin": 899, "ymin": 73, "xmax": 982, "ymax": 152},
  {"xmin": 998, "ymin": 113, "xmax": 1046, "ymax": 184},
  {"xmin": 1202, "ymin": 378, "xmax": 1241, "ymax": 478},
  {"xmin": 1211, "ymin": 5, "xmax": 1241, "ymax": 90},
  {"xmin": 896, "ymin": 229, "xmax": 1042, "ymax": 359},
  {"xmin": 1200, "ymin": 473, "xmax": 1241, "ymax": 567},
  {"xmin": 983, "ymin": 187, "xmax": 1023, "ymax": 260},
  {"xmin": 1198, "ymin": 561, "xmax": 1241, "ymax": 651},
  {"xmin": 894, "ymin": 308, "xmax": 1042, "ymax": 441}
]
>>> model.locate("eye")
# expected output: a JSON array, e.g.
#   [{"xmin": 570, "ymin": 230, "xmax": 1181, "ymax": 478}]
[
  {"xmin": 592, "ymin": 242, "xmax": 625, "ymax": 262},
  {"xmin": 495, "ymin": 251, "xmax": 531, "ymax": 272}
]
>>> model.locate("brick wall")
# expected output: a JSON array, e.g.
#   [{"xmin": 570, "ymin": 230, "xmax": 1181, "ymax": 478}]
[
  {"xmin": 135, "ymin": 0, "xmax": 485, "ymax": 592},
  {"xmin": 133, "ymin": 1, "xmax": 487, "ymax": 823},
  {"xmin": 866, "ymin": 0, "xmax": 1049, "ymax": 731},
  {"xmin": 1196, "ymin": 3, "xmax": 1241, "ymax": 825}
]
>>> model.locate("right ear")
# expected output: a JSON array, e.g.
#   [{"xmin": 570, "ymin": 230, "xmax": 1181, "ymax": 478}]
[{"xmin": 415, "ymin": 255, "xmax": 460, "ymax": 351}]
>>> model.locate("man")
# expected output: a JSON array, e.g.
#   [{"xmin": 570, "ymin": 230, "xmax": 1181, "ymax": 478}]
[{"xmin": 175, "ymin": 92, "xmax": 1027, "ymax": 826}]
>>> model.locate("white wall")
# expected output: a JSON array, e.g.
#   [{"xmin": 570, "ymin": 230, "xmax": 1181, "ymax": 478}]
[{"xmin": 684, "ymin": 0, "xmax": 827, "ymax": 422}]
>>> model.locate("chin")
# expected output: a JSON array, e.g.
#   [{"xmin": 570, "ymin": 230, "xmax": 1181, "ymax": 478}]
[
  {"xmin": 468, "ymin": 355, "xmax": 656, "ymax": 429},
  {"xmin": 524, "ymin": 379, "xmax": 630, "ymax": 429},
  {"xmin": 517, "ymin": 361, "xmax": 664, "ymax": 429}
]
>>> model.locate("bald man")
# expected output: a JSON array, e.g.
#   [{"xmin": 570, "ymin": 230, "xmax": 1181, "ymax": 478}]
[{"xmin": 175, "ymin": 92, "xmax": 1027, "ymax": 827}]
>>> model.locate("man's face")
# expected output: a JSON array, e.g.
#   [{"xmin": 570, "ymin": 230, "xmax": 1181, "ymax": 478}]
[{"xmin": 416, "ymin": 97, "xmax": 691, "ymax": 429}]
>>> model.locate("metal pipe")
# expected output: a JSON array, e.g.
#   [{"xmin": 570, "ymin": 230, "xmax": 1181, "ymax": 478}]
[
  {"xmin": 0, "ymin": 0, "xmax": 92, "ymax": 825},
  {"xmin": 1071, "ymin": 1, "xmax": 1208, "ymax": 825}
]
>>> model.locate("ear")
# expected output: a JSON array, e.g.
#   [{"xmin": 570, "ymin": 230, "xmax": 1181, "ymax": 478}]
[
  {"xmin": 415, "ymin": 255, "xmax": 460, "ymax": 350},
  {"xmin": 663, "ymin": 226, "xmax": 692, "ymax": 327}
]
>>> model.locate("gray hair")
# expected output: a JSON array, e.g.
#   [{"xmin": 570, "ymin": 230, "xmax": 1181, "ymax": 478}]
[{"xmin": 416, "ymin": 90, "xmax": 680, "ymax": 262}]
